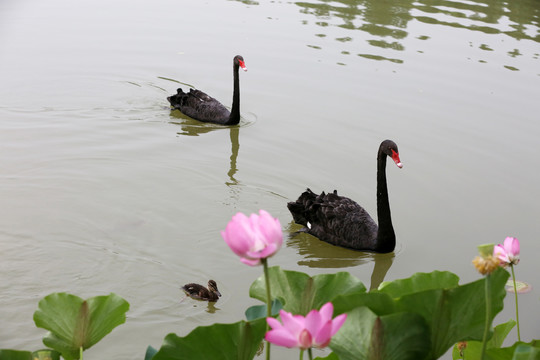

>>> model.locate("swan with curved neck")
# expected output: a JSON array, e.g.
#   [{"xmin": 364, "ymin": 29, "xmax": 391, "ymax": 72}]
[
  {"xmin": 287, "ymin": 140, "xmax": 402, "ymax": 253},
  {"xmin": 167, "ymin": 55, "xmax": 247, "ymax": 125}
]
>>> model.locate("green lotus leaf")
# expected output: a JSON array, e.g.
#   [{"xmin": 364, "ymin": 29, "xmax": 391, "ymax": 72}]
[
  {"xmin": 33, "ymin": 293, "xmax": 129, "ymax": 360},
  {"xmin": 330, "ymin": 306, "xmax": 431, "ymax": 360},
  {"xmin": 0, "ymin": 349, "xmax": 32, "ymax": 360},
  {"xmin": 144, "ymin": 346, "xmax": 158, "ymax": 360},
  {"xmin": 511, "ymin": 343, "xmax": 540, "ymax": 360},
  {"xmin": 0, "ymin": 349, "xmax": 61, "ymax": 360},
  {"xmin": 314, "ymin": 352, "xmax": 340, "ymax": 360},
  {"xmin": 245, "ymin": 299, "xmax": 282, "ymax": 321},
  {"xmin": 31, "ymin": 349, "xmax": 61, "ymax": 360},
  {"xmin": 378, "ymin": 270, "xmax": 460, "ymax": 298},
  {"xmin": 452, "ymin": 320, "xmax": 515, "ymax": 359},
  {"xmin": 394, "ymin": 267, "xmax": 509, "ymax": 359},
  {"xmin": 249, "ymin": 266, "xmax": 366, "ymax": 315},
  {"xmin": 152, "ymin": 318, "xmax": 267, "ymax": 360},
  {"xmin": 332, "ymin": 291, "xmax": 396, "ymax": 316}
]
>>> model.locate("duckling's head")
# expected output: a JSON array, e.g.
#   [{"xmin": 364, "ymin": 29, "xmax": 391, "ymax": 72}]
[{"xmin": 208, "ymin": 280, "xmax": 222, "ymax": 297}]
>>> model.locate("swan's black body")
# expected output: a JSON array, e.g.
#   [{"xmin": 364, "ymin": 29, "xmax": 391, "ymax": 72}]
[
  {"xmin": 167, "ymin": 55, "xmax": 247, "ymax": 125},
  {"xmin": 287, "ymin": 140, "xmax": 402, "ymax": 253},
  {"xmin": 182, "ymin": 280, "xmax": 222, "ymax": 302}
]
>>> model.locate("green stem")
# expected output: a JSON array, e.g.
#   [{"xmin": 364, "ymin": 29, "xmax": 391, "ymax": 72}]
[
  {"xmin": 481, "ymin": 274, "xmax": 492, "ymax": 360},
  {"xmin": 80, "ymin": 346, "xmax": 83, "ymax": 360},
  {"xmin": 308, "ymin": 348, "xmax": 313, "ymax": 360},
  {"xmin": 262, "ymin": 258, "xmax": 272, "ymax": 360},
  {"xmin": 510, "ymin": 264, "xmax": 521, "ymax": 341},
  {"xmin": 299, "ymin": 349, "xmax": 304, "ymax": 360}
]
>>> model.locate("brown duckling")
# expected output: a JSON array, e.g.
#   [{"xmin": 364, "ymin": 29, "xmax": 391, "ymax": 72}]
[{"xmin": 181, "ymin": 280, "xmax": 222, "ymax": 302}]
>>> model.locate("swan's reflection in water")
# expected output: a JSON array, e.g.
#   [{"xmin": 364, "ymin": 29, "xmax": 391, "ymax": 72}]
[
  {"xmin": 287, "ymin": 225, "xmax": 395, "ymax": 290},
  {"xmin": 222, "ymin": 125, "xmax": 289, "ymax": 207},
  {"xmin": 224, "ymin": 126, "xmax": 243, "ymax": 207},
  {"xmin": 169, "ymin": 111, "xmax": 222, "ymax": 136},
  {"xmin": 168, "ymin": 111, "xmax": 245, "ymax": 207},
  {"xmin": 226, "ymin": 126, "xmax": 240, "ymax": 187}
]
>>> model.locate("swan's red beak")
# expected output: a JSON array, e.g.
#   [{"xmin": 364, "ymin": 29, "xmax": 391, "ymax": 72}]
[
  {"xmin": 391, "ymin": 149, "xmax": 403, "ymax": 168},
  {"xmin": 238, "ymin": 59, "xmax": 247, "ymax": 72}
]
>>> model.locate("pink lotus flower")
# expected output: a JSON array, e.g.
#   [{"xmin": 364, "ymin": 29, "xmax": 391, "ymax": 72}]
[
  {"xmin": 221, "ymin": 210, "xmax": 283, "ymax": 266},
  {"xmin": 493, "ymin": 237, "xmax": 520, "ymax": 266},
  {"xmin": 265, "ymin": 302, "xmax": 347, "ymax": 350}
]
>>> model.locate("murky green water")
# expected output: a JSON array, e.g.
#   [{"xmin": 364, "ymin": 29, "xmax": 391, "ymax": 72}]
[{"xmin": 0, "ymin": 0, "xmax": 538, "ymax": 358}]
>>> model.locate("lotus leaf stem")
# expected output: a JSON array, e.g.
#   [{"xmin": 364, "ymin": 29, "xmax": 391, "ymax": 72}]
[
  {"xmin": 510, "ymin": 264, "xmax": 521, "ymax": 341},
  {"xmin": 262, "ymin": 258, "xmax": 272, "ymax": 360},
  {"xmin": 481, "ymin": 274, "xmax": 492, "ymax": 360}
]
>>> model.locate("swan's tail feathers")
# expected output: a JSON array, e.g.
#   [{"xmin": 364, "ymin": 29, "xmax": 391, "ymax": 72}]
[
  {"xmin": 287, "ymin": 200, "xmax": 307, "ymax": 225},
  {"xmin": 287, "ymin": 188, "xmax": 320, "ymax": 226},
  {"xmin": 189, "ymin": 89, "xmax": 213, "ymax": 101}
]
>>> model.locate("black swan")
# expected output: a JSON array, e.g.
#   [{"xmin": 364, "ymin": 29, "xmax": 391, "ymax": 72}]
[
  {"xmin": 287, "ymin": 140, "xmax": 402, "ymax": 253},
  {"xmin": 167, "ymin": 55, "xmax": 247, "ymax": 125},
  {"xmin": 181, "ymin": 280, "xmax": 222, "ymax": 302}
]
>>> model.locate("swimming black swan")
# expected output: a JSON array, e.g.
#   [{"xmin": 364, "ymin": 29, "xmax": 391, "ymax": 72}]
[
  {"xmin": 287, "ymin": 140, "xmax": 403, "ymax": 253},
  {"xmin": 181, "ymin": 280, "xmax": 222, "ymax": 302},
  {"xmin": 167, "ymin": 55, "xmax": 247, "ymax": 125}
]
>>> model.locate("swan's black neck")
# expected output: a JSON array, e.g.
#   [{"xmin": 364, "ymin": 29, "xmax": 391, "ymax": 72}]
[
  {"xmin": 226, "ymin": 63, "xmax": 241, "ymax": 125},
  {"xmin": 375, "ymin": 148, "xmax": 395, "ymax": 253}
]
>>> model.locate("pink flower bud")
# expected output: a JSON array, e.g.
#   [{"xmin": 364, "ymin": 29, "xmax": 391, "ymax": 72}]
[
  {"xmin": 221, "ymin": 210, "xmax": 283, "ymax": 266},
  {"xmin": 265, "ymin": 302, "xmax": 347, "ymax": 350},
  {"xmin": 493, "ymin": 237, "xmax": 520, "ymax": 266}
]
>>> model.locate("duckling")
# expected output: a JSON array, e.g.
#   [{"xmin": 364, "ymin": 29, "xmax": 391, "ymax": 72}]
[{"xmin": 181, "ymin": 280, "xmax": 222, "ymax": 302}]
